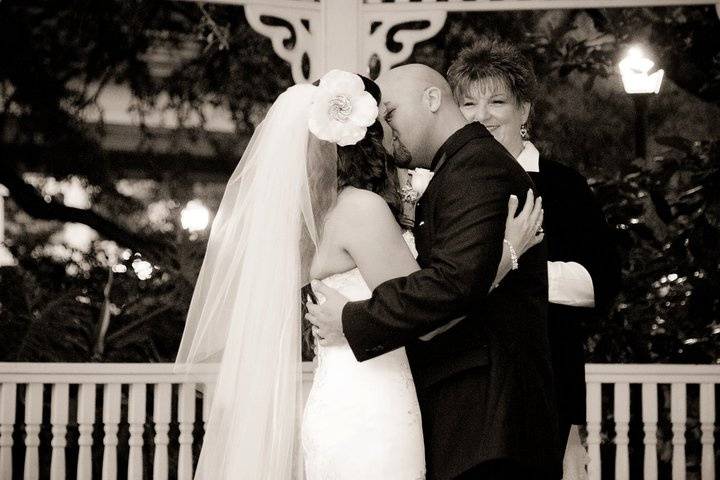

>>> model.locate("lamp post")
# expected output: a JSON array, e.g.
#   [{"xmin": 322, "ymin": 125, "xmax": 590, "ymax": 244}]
[
  {"xmin": 619, "ymin": 46, "xmax": 664, "ymax": 159},
  {"xmin": 0, "ymin": 184, "xmax": 6, "ymax": 243},
  {"xmin": 0, "ymin": 184, "xmax": 15, "ymax": 266}
]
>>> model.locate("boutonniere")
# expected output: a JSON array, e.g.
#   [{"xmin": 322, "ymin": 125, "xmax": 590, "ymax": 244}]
[{"xmin": 400, "ymin": 168, "xmax": 434, "ymax": 204}]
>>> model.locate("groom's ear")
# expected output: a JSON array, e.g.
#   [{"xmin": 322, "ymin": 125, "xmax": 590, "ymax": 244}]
[{"xmin": 422, "ymin": 86, "xmax": 442, "ymax": 113}]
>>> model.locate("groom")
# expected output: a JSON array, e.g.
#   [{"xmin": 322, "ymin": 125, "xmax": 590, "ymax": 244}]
[{"xmin": 308, "ymin": 64, "xmax": 562, "ymax": 480}]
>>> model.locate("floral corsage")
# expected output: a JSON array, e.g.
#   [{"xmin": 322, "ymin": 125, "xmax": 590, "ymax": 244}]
[
  {"xmin": 399, "ymin": 168, "xmax": 434, "ymax": 229},
  {"xmin": 401, "ymin": 168, "xmax": 434, "ymax": 204}
]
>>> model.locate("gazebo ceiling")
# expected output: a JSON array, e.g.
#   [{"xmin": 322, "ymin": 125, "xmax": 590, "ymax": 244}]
[{"xmin": 180, "ymin": 0, "xmax": 720, "ymax": 83}]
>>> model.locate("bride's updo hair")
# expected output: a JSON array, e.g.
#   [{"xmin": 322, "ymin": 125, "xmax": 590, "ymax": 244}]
[{"xmin": 312, "ymin": 75, "xmax": 403, "ymax": 222}]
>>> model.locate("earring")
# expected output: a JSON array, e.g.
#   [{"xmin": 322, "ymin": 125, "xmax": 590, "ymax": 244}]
[{"xmin": 520, "ymin": 124, "xmax": 529, "ymax": 140}]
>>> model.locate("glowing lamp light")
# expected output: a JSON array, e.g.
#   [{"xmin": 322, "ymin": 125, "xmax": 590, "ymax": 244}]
[
  {"xmin": 181, "ymin": 200, "xmax": 210, "ymax": 232},
  {"xmin": 619, "ymin": 46, "xmax": 664, "ymax": 94},
  {"xmin": 132, "ymin": 258, "xmax": 154, "ymax": 280}
]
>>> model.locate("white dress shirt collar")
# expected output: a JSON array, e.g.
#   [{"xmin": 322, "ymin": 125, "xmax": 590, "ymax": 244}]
[{"xmin": 516, "ymin": 141, "xmax": 540, "ymax": 173}]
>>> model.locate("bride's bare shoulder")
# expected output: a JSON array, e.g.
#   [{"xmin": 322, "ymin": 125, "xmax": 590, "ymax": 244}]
[{"xmin": 334, "ymin": 186, "xmax": 393, "ymax": 219}]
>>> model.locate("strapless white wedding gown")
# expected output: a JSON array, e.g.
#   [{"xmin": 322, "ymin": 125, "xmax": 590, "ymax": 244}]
[{"xmin": 302, "ymin": 234, "xmax": 426, "ymax": 479}]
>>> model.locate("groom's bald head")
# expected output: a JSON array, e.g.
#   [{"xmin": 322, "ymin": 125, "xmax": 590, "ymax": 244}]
[
  {"xmin": 376, "ymin": 64, "xmax": 466, "ymax": 168},
  {"xmin": 378, "ymin": 64, "xmax": 454, "ymax": 97}
]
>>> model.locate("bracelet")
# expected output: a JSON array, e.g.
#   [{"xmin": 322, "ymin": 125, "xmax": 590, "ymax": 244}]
[{"xmin": 503, "ymin": 239, "xmax": 519, "ymax": 270}]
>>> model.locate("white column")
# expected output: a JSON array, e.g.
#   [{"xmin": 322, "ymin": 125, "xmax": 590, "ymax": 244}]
[
  {"xmin": 177, "ymin": 383, "xmax": 196, "ymax": 480},
  {"xmin": 76, "ymin": 384, "xmax": 96, "ymax": 480},
  {"xmin": 101, "ymin": 383, "xmax": 121, "ymax": 480},
  {"xmin": 699, "ymin": 383, "xmax": 715, "ymax": 480},
  {"xmin": 319, "ymin": 0, "xmax": 363, "ymax": 75},
  {"xmin": 50, "ymin": 384, "xmax": 69, "ymax": 480},
  {"xmin": 23, "ymin": 384, "xmax": 43, "ymax": 480},
  {"xmin": 642, "ymin": 383, "xmax": 659, "ymax": 480},
  {"xmin": 586, "ymin": 382, "xmax": 602, "ymax": 480},
  {"xmin": 671, "ymin": 383, "xmax": 687, "ymax": 480},
  {"xmin": 614, "ymin": 382, "xmax": 630, "ymax": 480},
  {"xmin": 0, "ymin": 383, "xmax": 16, "ymax": 480},
  {"xmin": 127, "ymin": 383, "xmax": 147, "ymax": 480},
  {"xmin": 153, "ymin": 383, "xmax": 172, "ymax": 480}
]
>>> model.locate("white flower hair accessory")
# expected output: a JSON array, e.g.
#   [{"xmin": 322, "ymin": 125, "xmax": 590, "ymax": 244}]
[{"xmin": 308, "ymin": 70, "xmax": 379, "ymax": 147}]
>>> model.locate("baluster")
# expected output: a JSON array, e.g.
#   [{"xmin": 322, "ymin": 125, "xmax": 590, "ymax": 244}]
[
  {"xmin": 127, "ymin": 383, "xmax": 146, "ymax": 480},
  {"xmin": 642, "ymin": 383, "xmax": 658, "ymax": 480},
  {"xmin": 101, "ymin": 383, "xmax": 121, "ymax": 480},
  {"xmin": 50, "ymin": 383, "xmax": 68, "ymax": 480},
  {"xmin": 586, "ymin": 382, "xmax": 602, "ymax": 480},
  {"xmin": 178, "ymin": 383, "xmax": 196, "ymax": 480},
  {"xmin": 153, "ymin": 383, "xmax": 172, "ymax": 480},
  {"xmin": 614, "ymin": 382, "xmax": 630, "ymax": 480},
  {"xmin": 0, "ymin": 383, "xmax": 17, "ymax": 479},
  {"xmin": 76, "ymin": 384, "xmax": 95, "ymax": 480},
  {"xmin": 671, "ymin": 383, "xmax": 687, "ymax": 480},
  {"xmin": 23, "ymin": 383, "xmax": 43, "ymax": 480},
  {"xmin": 699, "ymin": 383, "xmax": 715, "ymax": 480},
  {"xmin": 202, "ymin": 382, "xmax": 214, "ymax": 433}
]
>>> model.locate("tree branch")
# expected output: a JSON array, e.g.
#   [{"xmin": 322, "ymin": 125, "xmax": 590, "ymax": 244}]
[{"xmin": 0, "ymin": 163, "xmax": 176, "ymax": 267}]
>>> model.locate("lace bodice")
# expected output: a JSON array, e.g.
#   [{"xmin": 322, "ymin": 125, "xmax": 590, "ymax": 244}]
[{"xmin": 321, "ymin": 268, "xmax": 372, "ymax": 301}]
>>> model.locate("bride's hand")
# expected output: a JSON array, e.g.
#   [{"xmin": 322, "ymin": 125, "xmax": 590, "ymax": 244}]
[{"xmin": 504, "ymin": 189, "xmax": 544, "ymax": 257}]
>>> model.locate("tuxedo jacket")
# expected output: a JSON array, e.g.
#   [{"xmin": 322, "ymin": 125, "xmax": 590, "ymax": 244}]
[
  {"xmin": 528, "ymin": 158, "xmax": 621, "ymax": 425},
  {"xmin": 343, "ymin": 123, "xmax": 562, "ymax": 480}
]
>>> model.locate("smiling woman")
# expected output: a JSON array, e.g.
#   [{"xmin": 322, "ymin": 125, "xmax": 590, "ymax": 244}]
[{"xmin": 447, "ymin": 38, "xmax": 536, "ymax": 158}]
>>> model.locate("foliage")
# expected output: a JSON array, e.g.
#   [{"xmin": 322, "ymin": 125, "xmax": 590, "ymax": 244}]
[
  {"xmin": 0, "ymin": 3, "xmax": 718, "ymax": 365},
  {"xmin": 0, "ymin": 210, "xmax": 204, "ymax": 362},
  {"xmin": 586, "ymin": 137, "xmax": 720, "ymax": 363},
  {"xmin": 410, "ymin": 6, "xmax": 720, "ymax": 172},
  {"xmin": 0, "ymin": 0, "xmax": 292, "ymax": 362}
]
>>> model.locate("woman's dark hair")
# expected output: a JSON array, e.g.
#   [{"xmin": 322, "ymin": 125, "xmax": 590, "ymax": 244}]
[
  {"xmin": 447, "ymin": 36, "xmax": 538, "ymax": 108},
  {"xmin": 313, "ymin": 74, "xmax": 403, "ymax": 223}
]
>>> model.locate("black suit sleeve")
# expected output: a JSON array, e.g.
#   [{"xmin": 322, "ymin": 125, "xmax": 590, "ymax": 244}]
[{"xmin": 342, "ymin": 149, "xmax": 510, "ymax": 362}]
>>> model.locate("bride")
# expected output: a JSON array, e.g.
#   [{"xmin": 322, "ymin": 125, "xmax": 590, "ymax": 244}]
[{"xmin": 174, "ymin": 70, "xmax": 543, "ymax": 479}]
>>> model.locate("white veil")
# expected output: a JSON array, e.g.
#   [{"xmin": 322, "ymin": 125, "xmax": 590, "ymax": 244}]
[{"xmin": 173, "ymin": 83, "xmax": 338, "ymax": 479}]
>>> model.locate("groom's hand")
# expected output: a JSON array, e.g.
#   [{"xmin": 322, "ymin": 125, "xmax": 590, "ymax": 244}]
[{"xmin": 305, "ymin": 280, "xmax": 349, "ymax": 346}]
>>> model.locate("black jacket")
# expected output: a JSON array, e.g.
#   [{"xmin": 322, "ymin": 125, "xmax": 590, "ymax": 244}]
[
  {"xmin": 343, "ymin": 123, "xmax": 562, "ymax": 480},
  {"xmin": 527, "ymin": 157, "xmax": 621, "ymax": 425}
]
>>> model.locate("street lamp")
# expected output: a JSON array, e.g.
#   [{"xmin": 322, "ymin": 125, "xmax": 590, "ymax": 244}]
[
  {"xmin": 619, "ymin": 46, "xmax": 664, "ymax": 159},
  {"xmin": 0, "ymin": 184, "xmax": 15, "ymax": 266},
  {"xmin": 181, "ymin": 199, "xmax": 210, "ymax": 232}
]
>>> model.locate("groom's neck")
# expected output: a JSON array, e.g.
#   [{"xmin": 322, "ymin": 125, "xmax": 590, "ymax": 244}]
[{"xmin": 428, "ymin": 110, "xmax": 468, "ymax": 158}]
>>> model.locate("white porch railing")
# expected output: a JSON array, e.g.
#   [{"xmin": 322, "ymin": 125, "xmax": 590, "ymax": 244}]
[{"xmin": 0, "ymin": 363, "xmax": 717, "ymax": 480}]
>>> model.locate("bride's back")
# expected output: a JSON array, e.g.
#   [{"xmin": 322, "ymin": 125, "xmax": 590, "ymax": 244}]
[
  {"xmin": 308, "ymin": 188, "xmax": 357, "ymax": 281},
  {"xmin": 309, "ymin": 186, "xmax": 418, "ymax": 290}
]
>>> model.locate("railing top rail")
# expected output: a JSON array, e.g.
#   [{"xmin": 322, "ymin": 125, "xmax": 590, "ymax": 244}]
[
  {"xmin": 585, "ymin": 363, "xmax": 720, "ymax": 383},
  {"xmin": 0, "ymin": 362, "xmax": 717, "ymax": 384},
  {"xmin": 0, "ymin": 362, "xmax": 316, "ymax": 383}
]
